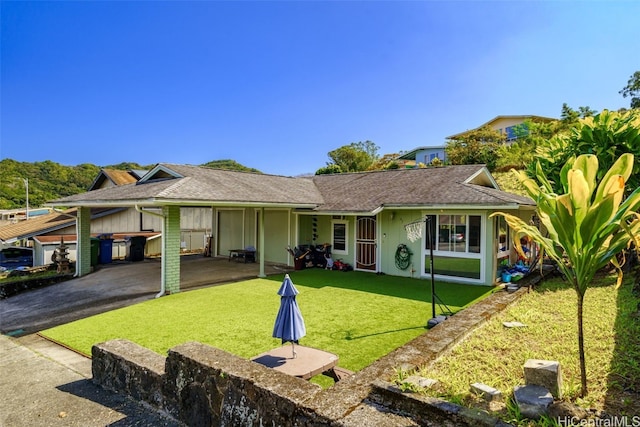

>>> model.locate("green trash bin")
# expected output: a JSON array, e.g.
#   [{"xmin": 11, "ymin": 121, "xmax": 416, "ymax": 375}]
[{"xmin": 90, "ymin": 237, "xmax": 100, "ymax": 267}]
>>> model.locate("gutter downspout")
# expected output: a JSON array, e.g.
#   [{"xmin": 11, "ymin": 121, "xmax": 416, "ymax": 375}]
[{"xmin": 135, "ymin": 205, "xmax": 167, "ymax": 298}]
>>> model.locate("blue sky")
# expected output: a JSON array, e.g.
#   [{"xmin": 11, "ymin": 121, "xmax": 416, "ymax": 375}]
[{"xmin": 1, "ymin": 1, "xmax": 638, "ymax": 176}]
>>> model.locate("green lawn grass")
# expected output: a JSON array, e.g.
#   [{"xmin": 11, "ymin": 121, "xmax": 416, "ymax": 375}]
[
  {"xmin": 412, "ymin": 272, "xmax": 640, "ymax": 424},
  {"xmin": 41, "ymin": 269, "xmax": 494, "ymax": 382}
]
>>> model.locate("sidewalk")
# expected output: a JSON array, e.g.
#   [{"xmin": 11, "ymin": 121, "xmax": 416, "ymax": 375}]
[{"xmin": 0, "ymin": 333, "xmax": 180, "ymax": 426}]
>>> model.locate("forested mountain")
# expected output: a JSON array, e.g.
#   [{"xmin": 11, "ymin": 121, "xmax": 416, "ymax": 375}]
[{"xmin": 0, "ymin": 159, "xmax": 261, "ymax": 210}]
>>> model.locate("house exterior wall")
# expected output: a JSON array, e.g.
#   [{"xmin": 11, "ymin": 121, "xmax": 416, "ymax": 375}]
[
  {"xmin": 216, "ymin": 208, "xmax": 245, "ymax": 256},
  {"xmin": 212, "ymin": 207, "xmax": 292, "ymax": 264},
  {"xmin": 337, "ymin": 216, "xmax": 356, "ymax": 266},
  {"xmin": 294, "ymin": 208, "xmax": 534, "ymax": 286},
  {"xmin": 180, "ymin": 208, "xmax": 212, "ymax": 232},
  {"xmin": 90, "ymin": 207, "xmax": 211, "ymax": 236},
  {"xmin": 296, "ymin": 214, "xmax": 356, "ymax": 268},
  {"xmin": 33, "ymin": 243, "xmax": 45, "ymax": 266},
  {"xmin": 144, "ymin": 237, "xmax": 162, "ymax": 257},
  {"xmin": 263, "ymin": 209, "xmax": 290, "ymax": 265},
  {"xmin": 91, "ymin": 209, "xmax": 144, "ymax": 233},
  {"xmin": 487, "ymin": 117, "xmax": 529, "ymax": 141},
  {"xmin": 378, "ymin": 209, "xmax": 423, "ymax": 278},
  {"xmin": 414, "ymin": 148, "xmax": 447, "ymax": 165},
  {"xmin": 97, "ymin": 180, "xmax": 117, "ymax": 190},
  {"xmin": 296, "ymin": 215, "xmax": 315, "ymax": 248}
]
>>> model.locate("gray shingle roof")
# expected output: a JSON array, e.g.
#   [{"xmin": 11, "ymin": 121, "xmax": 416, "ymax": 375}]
[
  {"xmin": 48, "ymin": 163, "xmax": 534, "ymax": 211},
  {"xmin": 312, "ymin": 165, "xmax": 534, "ymax": 212},
  {"xmin": 52, "ymin": 164, "xmax": 323, "ymax": 206}
]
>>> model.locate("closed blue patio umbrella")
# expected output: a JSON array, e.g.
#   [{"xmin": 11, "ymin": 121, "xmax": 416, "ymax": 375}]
[{"xmin": 272, "ymin": 274, "xmax": 306, "ymax": 358}]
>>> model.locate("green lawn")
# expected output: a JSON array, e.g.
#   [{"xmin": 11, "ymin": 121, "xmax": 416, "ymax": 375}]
[
  {"xmin": 412, "ymin": 273, "xmax": 640, "ymax": 423},
  {"xmin": 41, "ymin": 269, "xmax": 494, "ymax": 378}
]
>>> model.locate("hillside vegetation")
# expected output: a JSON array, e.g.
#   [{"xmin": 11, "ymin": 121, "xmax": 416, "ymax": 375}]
[
  {"xmin": 6, "ymin": 108, "xmax": 639, "ymax": 210},
  {"xmin": 0, "ymin": 159, "xmax": 260, "ymax": 210}
]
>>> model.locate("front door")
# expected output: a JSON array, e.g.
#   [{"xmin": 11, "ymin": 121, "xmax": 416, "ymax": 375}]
[{"xmin": 356, "ymin": 216, "xmax": 377, "ymax": 271}]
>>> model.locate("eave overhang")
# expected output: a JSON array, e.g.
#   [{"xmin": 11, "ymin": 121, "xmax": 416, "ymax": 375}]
[{"xmin": 46, "ymin": 199, "xmax": 319, "ymax": 210}]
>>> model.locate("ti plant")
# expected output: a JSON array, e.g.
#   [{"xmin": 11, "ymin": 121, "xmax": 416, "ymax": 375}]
[{"xmin": 491, "ymin": 153, "xmax": 640, "ymax": 397}]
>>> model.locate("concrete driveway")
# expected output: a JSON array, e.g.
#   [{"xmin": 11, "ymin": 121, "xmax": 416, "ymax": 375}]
[
  {"xmin": 0, "ymin": 254, "xmax": 289, "ymax": 336},
  {"xmin": 0, "ymin": 255, "xmax": 291, "ymax": 426}
]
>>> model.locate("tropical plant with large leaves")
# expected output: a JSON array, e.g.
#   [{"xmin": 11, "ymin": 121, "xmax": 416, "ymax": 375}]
[
  {"xmin": 529, "ymin": 110, "xmax": 640, "ymax": 194},
  {"xmin": 491, "ymin": 153, "xmax": 640, "ymax": 397}
]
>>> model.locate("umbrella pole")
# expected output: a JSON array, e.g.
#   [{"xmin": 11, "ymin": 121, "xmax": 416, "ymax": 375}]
[{"xmin": 292, "ymin": 342, "xmax": 297, "ymax": 359}]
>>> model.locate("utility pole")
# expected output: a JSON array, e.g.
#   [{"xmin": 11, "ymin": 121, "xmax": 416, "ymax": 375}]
[{"xmin": 17, "ymin": 178, "xmax": 29, "ymax": 220}]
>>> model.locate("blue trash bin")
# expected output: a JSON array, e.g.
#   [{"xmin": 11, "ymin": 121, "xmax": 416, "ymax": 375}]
[{"xmin": 98, "ymin": 237, "xmax": 114, "ymax": 264}]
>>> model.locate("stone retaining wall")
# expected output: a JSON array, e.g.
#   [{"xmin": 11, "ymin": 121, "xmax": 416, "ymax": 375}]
[{"xmin": 92, "ymin": 277, "xmax": 539, "ymax": 426}]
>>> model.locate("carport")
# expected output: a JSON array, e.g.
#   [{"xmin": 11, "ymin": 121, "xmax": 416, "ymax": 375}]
[{"xmin": 46, "ymin": 164, "xmax": 322, "ymax": 297}]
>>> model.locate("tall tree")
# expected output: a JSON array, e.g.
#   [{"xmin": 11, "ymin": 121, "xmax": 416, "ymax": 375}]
[
  {"xmin": 318, "ymin": 141, "xmax": 380, "ymax": 174},
  {"xmin": 445, "ymin": 126, "xmax": 505, "ymax": 171},
  {"xmin": 561, "ymin": 103, "xmax": 598, "ymax": 125},
  {"xmin": 620, "ymin": 71, "xmax": 640, "ymax": 109},
  {"xmin": 492, "ymin": 153, "xmax": 640, "ymax": 397}
]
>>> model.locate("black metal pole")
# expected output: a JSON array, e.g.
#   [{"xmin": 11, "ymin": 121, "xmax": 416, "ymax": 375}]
[{"xmin": 427, "ymin": 216, "xmax": 436, "ymax": 319}]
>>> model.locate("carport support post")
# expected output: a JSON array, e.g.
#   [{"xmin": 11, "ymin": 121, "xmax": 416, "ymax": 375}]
[
  {"xmin": 163, "ymin": 205, "xmax": 181, "ymax": 294},
  {"xmin": 76, "ymin": 207, "xmax": 92, "ymax": 277},
  {"xmin": 258, "ymin": 207, "xmax": 266, "ymax": 278}
]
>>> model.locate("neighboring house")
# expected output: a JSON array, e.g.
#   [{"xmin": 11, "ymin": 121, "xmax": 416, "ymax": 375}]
[
  {"xmin": 0, "ymin": 208, "xmax": 53, "ymax": 227},
  {"xmin": 447, "ymin": 115, "xmax": 556, "ymax": 142},
  {"xmin": 47, "ymin": 163, "xmax": 536, "ymax": 294},
  {"xmin": 88, "ymin": 168, "xmax": 148, "ymax": 190},
  {"xmin": 0, "ymin": 209, "xmax": 78, "ymax": 248},
  {"xmin": 397, "ymin": 146, "xmax": 447, "ymax": 166}
]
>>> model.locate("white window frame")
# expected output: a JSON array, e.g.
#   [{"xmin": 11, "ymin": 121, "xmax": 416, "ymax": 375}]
[
  {"xmin": 422, "ymin": 212, "xmax": 486, "ymax": 284},
  {"xmin": 331, "ymin": 220, "xmax": 348, "ymax": 255}
]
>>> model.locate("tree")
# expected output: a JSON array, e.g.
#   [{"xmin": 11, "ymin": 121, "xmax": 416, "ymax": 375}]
[
  {"xmin": 369, "ymin": 152, "xmax": 402, "ymax": 170},
  {"xmin": 529, "ymin": 109, "xmax": 640, "ymax": 194},
  {"xmin": 318, "ymin": 141, "xmax": 380, "ymax": 174},
  {"xmin": 620, "ymin": 71, "xmax": 640, "ymax": 109},
  {"xmin": 561, "ymin": 103, "xmax": 598, "ymax": 125},
  {"xmin": 492, "ymin": 153, "xmax": 640, "ymax": 397},
  {"xmin": 495, "ymin": 119, "xmax": 565, "ymax": 172},
  {"xmin": 201, "ymin": 159, "xmax": 261, "ymax": 173},
  {"xmin": 445, "ymin": 126, "xmax": 505, "ymax": 171},
  {"xmin": 315, "ymin": 164, "xmax": 342, "ymax": 175},
  {"xmin": 105, "ymin": 162, "xmax": 147, "ymax": 171}
]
